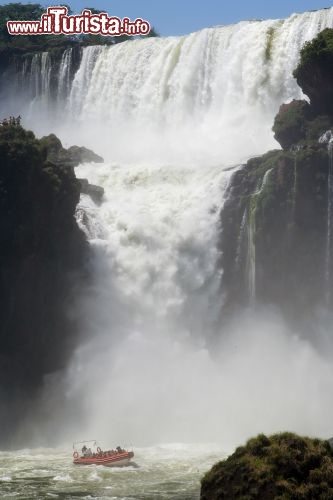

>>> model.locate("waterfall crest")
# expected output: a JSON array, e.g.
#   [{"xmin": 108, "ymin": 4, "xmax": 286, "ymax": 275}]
[{"xmin": 5, "ymin": 7, "xmax": 332, "ymax": 166}]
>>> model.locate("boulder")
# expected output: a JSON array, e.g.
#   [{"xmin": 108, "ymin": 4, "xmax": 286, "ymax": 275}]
[
  {"xmin": 39, "ymin": 134, "xmax": 104, "ymax": 168},
  {"xmin": 272, "ymin": 99, "xmax": 311, "ymax": 150},
  {"xmin": 67, "ymin": 145, "xmax": 104, "ymax": 165},
  {"xmin": 201, "ymin": 433, "xmax": 333, "ymax": 500}
]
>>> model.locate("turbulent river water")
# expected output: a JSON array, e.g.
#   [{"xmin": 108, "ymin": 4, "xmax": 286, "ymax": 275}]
[{"xmin": 0, "ymin": 445, "xmax": 223, "ymax": 499}]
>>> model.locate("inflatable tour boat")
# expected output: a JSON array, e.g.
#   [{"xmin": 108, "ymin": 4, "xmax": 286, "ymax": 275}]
[{"xmin": 73, "ymin": 441, "xmax": 134, "ymax": 467}]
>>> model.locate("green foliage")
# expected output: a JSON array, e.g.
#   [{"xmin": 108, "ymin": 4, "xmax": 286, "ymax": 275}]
[
  {"xmin": 201, "ymin": 433, "xmax": 333, "ymax": 500},
  {"xmin": 295, "ymin": 28, "xmax": 333, "ymax": 71}
]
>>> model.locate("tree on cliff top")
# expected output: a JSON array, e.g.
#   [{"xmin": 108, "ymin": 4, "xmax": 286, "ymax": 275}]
[{"xmin": 201, "ymin": 432, "xmax": 333, "ymax": 500}]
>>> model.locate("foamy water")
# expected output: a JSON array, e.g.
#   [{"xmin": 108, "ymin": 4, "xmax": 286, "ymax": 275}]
[{"xmin": 0, "ymin": 444, "xmax": 224, "ymax": 499}]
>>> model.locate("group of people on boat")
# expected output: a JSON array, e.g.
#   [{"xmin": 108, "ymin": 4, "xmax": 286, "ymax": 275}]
[{"xmin": 81, "ymin": 445, "xmax": 125, "ymax": 458}]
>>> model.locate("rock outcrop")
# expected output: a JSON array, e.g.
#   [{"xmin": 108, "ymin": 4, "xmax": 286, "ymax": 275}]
[
  {"xmin": 39, "ymin": 133, "xmax": 104, "ymax": 168},
  {"xmin": 201, "ymin": 433, "xmax": 333, "ymax": 500},
  {"xmin": 78, "ymin": 178, "xmax": 104, "ymax": 203}
]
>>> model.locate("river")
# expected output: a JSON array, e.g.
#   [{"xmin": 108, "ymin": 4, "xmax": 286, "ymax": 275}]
[{"xmin": 0, "ymin": 444, "xmax": 224, "ymax": 499}]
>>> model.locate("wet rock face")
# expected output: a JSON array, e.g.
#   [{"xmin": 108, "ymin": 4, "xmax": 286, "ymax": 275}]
[{"xmin": 220, "ymin": 145, "xmax": 330, "ymax": 322}]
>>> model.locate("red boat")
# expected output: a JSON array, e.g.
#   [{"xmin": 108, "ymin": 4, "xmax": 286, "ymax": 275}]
[{"xmin": 73, "ymin": 441, "xmax": 134, "ymax": 467}]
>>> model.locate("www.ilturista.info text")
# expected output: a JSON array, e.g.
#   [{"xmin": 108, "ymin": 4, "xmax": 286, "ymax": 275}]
[{"xmin": 7, "ymin": 7, "xmax": 151, "ymax": 36}]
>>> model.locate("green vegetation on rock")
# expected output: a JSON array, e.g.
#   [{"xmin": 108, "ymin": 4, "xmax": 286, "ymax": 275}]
[
  {"xmin": 295, "ymin": 27, "xmax": 333, "ymax": 69},
  {"xmin": 294, "ymin": 28, "xmax": 333, "ymax": 116},
  {"xmin": 272, "ymin": 100, "xmax": 311, "ymax": 150},
  {"xmin": 201, "ymin": 433, "xmax": 333, "ymax": 500}
]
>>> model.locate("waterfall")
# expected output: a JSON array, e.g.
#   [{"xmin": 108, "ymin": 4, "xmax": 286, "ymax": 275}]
[
  {"xmin": 247, "ymin": 205, "xmax": 256, "ymax": 306},
  {"xmin": 57, "ymin": 48, "xmax": 74, "ymax": 102},
  {"xmin": 68, "ymin": 46, "xmax": 103, "ymax": 117},
  {"xmin": 35, "ymin": 52, "xmax": 51, "ymax": 100},
  {"xmin": 235, "ymin": 209, "xmax": 248, "ymax": 274},
  {"xmin": 5, "ymin": 7, "xmax": 331, "ymax": 166},
  {"xmin": 320, "ymin": 131, "xmax": 333, "ymax": 303},
  {"xmin": 320, "ymin": 131, "xmax": 333, "ymax": 304},
  {"xmin": 61, "ymin": 8, "xmax": 333, "ymax": 165},
  {"xmin": 245, "ymin": 169, "xmax": 272, "ymax": 305},
  {"xmin": 40, "ymin": 52, "xmax": 51, "ymax": 101},
  {"xmin": 29, "ymin": 53, "xmax": 42, "ymax": 98},
  {"xmin": 76, "ymin": 162, "xmax": 228, "ymax": 341},
  {"xmin": 328, "ymin": 141, "xmax": 333, "ymax": 305}
]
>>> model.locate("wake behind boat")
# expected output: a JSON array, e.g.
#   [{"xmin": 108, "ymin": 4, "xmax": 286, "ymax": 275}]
[{"xmin": 73, "ymin": 440, "xmax": 134, "ymax": 467}]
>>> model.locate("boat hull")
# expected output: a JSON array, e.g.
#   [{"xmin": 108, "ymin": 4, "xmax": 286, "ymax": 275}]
[{"xmin": 73, "ymin": 451, "xmax": 134, "ymax": 467}]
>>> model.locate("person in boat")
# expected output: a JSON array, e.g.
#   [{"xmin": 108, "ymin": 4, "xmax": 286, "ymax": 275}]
[
  {"xmin": 116, "ymin": 446, "xmax": 123, "ymax": 453},
  {"xmin": 82, "ymin": 445, "xmax": 88, "ymax": 456}
]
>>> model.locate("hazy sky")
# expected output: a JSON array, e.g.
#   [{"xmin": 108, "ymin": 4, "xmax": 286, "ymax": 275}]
[{"xmin": 0, "ymin": 0, "xmax": 331, "ymax": 36}]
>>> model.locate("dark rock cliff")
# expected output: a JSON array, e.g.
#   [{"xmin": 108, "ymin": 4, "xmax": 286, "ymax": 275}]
[{"xmin": 0, "ymin": 119, "xmax": 97, "ymax": 446}]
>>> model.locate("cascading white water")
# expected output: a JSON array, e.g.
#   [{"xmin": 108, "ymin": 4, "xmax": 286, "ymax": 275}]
[
  {"xmin": 76, "ymin": 162, "xmax": 227, "ymax": 338},
  {"xmin": 245, "ymin": 168, "xmax": 272, "ymax": 305},
  {"xmin": 19, "ymin": 7, "xmax": 333, "ymax": 166},
  {"xmin": 320, "ymin": 130, "xmax": 333, "ymax": 304},
  {"xmin": 328, "ymin": 141, "xmax": 333, "ymax": 303},
  {"xmin": 57, "ymin": 48, "xmax": 74, "ymax": 102},
  {"xmin": 68, "ymin": 46, "xmax": 103, "ymax": 117},
  {"xmin": 23, "ymin": 52, "xmax": 52, "ymax": 103}
]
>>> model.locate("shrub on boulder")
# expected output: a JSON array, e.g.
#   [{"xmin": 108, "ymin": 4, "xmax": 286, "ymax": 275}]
[
  {"xmin": 294, "ymin": 28, "xmax": 333, "ymax": 116},
  {"xmin": 201, "ymin": 432, "xmax": 333, "ymax": 500}
]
